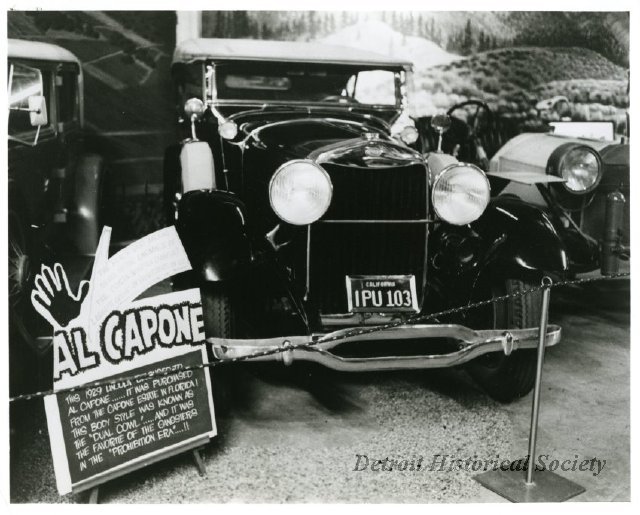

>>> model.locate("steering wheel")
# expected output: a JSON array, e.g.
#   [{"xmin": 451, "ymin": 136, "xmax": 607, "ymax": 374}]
[
  {"xmin": 447, "ymin": 100, "xmax": 494, "ymax": 138},
  {"xmin": 446, "ymin": 100, "xmax": 495, "ymax": 169}
]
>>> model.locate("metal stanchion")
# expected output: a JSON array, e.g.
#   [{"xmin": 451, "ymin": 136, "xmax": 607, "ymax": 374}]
[
  {"xmin": 525, "ymin": 277, "xmax": 552, "ymax": 486},
  {"xmin": 474, "ymin": 277, "xmax": 585, "ymax": 502}
]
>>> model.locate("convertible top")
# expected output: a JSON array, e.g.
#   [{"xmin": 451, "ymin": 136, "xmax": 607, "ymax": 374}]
[
  {"xmin": 173, "ymin": 38, "xmax": 413, "ymax": 70},
  {"xmin": 8, "ymin": 38, "xmax": 80, "ymax": 64}
]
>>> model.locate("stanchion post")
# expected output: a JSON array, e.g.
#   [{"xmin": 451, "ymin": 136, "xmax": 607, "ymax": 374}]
[
  {"xmin": 525, "ymin": 276, "xmax": 552, "ymax": 485},
  {"xmin": 473, "ymin": 277, "xmax": 585, "ymax": 502}
]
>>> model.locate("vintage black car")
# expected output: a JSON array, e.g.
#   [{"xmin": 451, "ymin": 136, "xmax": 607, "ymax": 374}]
[
  {"xmin": 8, "ymin": 39, "xmax": 106, "ymax": 395},
  {"xmin": 164, "ymin": 38, "xmax": 571, "ymax": 403}
]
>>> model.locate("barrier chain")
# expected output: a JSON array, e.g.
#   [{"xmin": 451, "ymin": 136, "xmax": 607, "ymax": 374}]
[{"xmin": 8, "ymin": 271, "xmax": 630, "ymax": 403}]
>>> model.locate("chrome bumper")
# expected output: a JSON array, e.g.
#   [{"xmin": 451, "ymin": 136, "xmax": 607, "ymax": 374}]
[{"xmin": 208, "ymin": 323, "xmax": 561, "ymax": 372}]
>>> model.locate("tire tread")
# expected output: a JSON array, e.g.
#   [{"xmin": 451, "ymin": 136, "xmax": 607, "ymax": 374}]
[{"xmin": 469, "ymin": 279, "xmax": 541, "ymax": 402}]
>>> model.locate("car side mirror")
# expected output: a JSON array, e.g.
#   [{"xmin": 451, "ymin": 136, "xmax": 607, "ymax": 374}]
[
  {"xmin": 431, "ymin": 113, "xmax": 451, "ymax": 134},
  {"xmin": 430, "ymin": 114, "xmax": 451, "ymax": 153},
  {"xmin": 28, "ymin": 95, "xmax": 48, "ymax": 127}
]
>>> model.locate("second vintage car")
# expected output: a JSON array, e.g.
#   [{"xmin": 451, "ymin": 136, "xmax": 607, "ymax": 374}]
[
  {"xmin": 8, "ymin": 39, "xmax": 107, "ymax": 395},
  {"xmin": 164, "ymin": 38, "xmax": 569, "ymax": 403},
  {"xmin": 486, "ymin": 120, "xmax": 629, "ymax": 275},
  {"xmin": 417, "ymin": 97, "xmax": 630, "ymax": 277}
]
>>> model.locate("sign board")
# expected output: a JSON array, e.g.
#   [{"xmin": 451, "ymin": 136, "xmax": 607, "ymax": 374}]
[
  {"xmin": 45, "ymin": 348, "xmax": 215, "ymax": 493},
  {"xmin": 34, "ymin": 226, "xmax": 217, "ymax": 495}
]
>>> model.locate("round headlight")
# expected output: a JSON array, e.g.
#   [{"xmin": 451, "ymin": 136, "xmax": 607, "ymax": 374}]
[
  {"xmin": 432, "ymin": 163, "xmax": 490, "ymax": 225},
  {"xmin": 269, "ymin": 160, "xmax": 333, "ymax": 225},
  {"xmin": 558, "ymin": 146, "xmax": 602, "ymax": 193},
  {"xmin": 218, "ymin": 120, "xmax": 238, "ymax": 140},
  {"xmin": 399, "ymin": 126, "xmax": 419, "ymax": 145}
]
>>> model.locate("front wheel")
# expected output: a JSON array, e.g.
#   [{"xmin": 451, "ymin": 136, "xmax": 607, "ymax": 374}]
[
  {"xmin": 8, "ymin": 207, "xmax": 51, "ymax": 396},
  {"xmin": 467, "ymin": 279, "xmax": 541, "ymax": 402},
  {"xmin": 200, "ymin": 283, "xmax": 235, "ymax": 414}
]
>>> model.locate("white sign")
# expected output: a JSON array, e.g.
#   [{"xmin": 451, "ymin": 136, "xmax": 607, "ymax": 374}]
[{"xmin": 33, "ymin": 227, "xmax": 217, "ymax": 494}]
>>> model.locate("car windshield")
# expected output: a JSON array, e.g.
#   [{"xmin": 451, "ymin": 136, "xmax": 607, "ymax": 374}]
[{"xmin": 211, "ymin": 62, "xmax": 400, "ymax": 107}]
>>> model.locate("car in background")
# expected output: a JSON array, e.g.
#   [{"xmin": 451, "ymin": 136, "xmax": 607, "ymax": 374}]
[
  {"xmin": 163, "ymin": 38, "xmax": 571, "ymax": 403},
  {"xmin": 486, "ymin": 118, "xmax": 629, "ymax": 275},
  {"xmin": 417, "ymin": 100, "xmax": 629, "ymax": 277},
  {"xmin": 8, "ymin": 39, "xmax": 107, "ymax": 395}
]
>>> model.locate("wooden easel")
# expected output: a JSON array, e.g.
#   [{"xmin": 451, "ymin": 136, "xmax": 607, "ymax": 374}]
[
  {"xmin": 192, "ymin": 447, "xmax": 207, "ymax": 476},
  {"xmin": 81, "ymin": 439, "xmax": 209, "ymax": 504}
]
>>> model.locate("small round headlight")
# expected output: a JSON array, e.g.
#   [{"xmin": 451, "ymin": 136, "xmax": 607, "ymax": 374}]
[
  {"xmin": 218, "ymin": 120, "xmax": 238, "ymax": 140},
  {"xmin": 269, "ymin": 160, "xmax": 333, "ymax": 225},
  {"xmin": 399, "ymin": 126, "xmax": 419, "ymax": 145},
  {"xmin": 558, "ymin": 146, "xmax": 602, "ymax": 193},
  {"xmin": 432, "ymin": 163, "xmax": 490, "ymax": 225}
]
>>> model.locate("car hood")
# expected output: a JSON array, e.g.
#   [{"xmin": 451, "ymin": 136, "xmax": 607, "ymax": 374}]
[
  {"xmin": 489, "ymin": 132, "xmax": 612, "ymax": 174},
  {"xmin": 236, "ymin": 112, "xmax": 422, "ymax": 167}
]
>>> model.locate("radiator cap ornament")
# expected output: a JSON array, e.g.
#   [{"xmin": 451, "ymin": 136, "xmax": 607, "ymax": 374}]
[{"xmin": 364, "ymin": 144, "xmax": 384, "ymax": 157}]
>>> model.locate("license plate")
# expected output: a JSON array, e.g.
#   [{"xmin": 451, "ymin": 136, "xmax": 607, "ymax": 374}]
[{"xmin": 346, "ymin": 275, "xmax": 419, "ymax": 313}]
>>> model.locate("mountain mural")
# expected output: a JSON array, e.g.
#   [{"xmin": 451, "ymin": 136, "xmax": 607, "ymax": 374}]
[
  {"xmin": 201, "ymin": 11, "xmax": 629, "ymax": 67},
  {"xmin": 320, "ymin": 20, "xmax": 460, "ymax": 70}
]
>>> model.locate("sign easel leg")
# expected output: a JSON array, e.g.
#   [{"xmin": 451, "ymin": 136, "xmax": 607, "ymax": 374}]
[
  {"xmin": 192, "ymin": 448, "xmax": 207, "ymax": 477},
  {"xmin": 474, "ymin": 277, "xmax": 585, "ymax": 502},
  {"xmin": 88, "ymin": 486, "xmax": 99, "ymax": 504}
]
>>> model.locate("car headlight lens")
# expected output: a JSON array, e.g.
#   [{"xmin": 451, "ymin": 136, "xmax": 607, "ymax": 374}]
[
  {"xmin": 432, "ymin": 164, "xmax": 490, "ymax": 225},
  {"xmin": 269, "ymin": 160, "xmax": 333, "ymax": 225},
  {"xmin": 218, "ymin": 120, "xmax": 238, "ymax": 140},
  {"xmin": 558, "ymin": 146, "xmax": 601, "ymax": 193},
  {"xmin": 399, "ymin": 126, "xmax": 419, "ymax": 145}
]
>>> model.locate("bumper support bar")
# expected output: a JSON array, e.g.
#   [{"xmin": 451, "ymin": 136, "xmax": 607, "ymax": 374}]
[{"xmin": 209, "ymin": 323, "xmax": 561, "ymax": 372}]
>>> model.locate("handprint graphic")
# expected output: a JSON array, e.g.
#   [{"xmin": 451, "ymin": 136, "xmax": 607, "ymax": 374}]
[
  {"xmin": 30, "ymin": 227, "xmax": 110, "ymax": 334},
  {"xmin": 31, "ymin": 263, "xmax": 90, "ymax": 328}
]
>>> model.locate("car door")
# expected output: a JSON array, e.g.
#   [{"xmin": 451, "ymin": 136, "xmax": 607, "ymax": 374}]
[{"xmin": 8, "ymin": 59, "xmax": 58, "ymax": 229}]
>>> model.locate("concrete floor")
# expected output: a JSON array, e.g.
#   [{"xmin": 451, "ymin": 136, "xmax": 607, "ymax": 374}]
[
  {"xmin": 10, "ymin": 275, "xmax": 629, "ymax": 503},
  {"xmin": 501, "ymin": 278, "xmax": 630, "ymax": 502}
]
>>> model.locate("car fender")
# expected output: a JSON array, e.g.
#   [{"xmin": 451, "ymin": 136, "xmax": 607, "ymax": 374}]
[
  {"xmin": 176, "ymin": 189, "xmax": 252, "ymax": 282},
  {"xmin": 470, "ymin": 196, "xmax": 569, "ymax": 282},
  {"xmin": 73, "ymin": 153, "xmax": 104, "ymax": 255}
]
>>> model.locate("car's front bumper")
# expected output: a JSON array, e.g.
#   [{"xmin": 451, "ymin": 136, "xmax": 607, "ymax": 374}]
[{"xmin": 208, "ymin": 323, "xmax": 561, "ymax": 372}]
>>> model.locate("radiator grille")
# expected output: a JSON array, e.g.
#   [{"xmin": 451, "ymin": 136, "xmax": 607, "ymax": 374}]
[{"xmin": 322, "ymin": 163, "xmax": 427, "ymax": 220}]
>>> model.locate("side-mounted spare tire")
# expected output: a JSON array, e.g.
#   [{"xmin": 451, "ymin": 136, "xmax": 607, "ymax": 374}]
[{"xmin": 467, "ymin": 279, "xmax": 541, "ymax": 403}]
